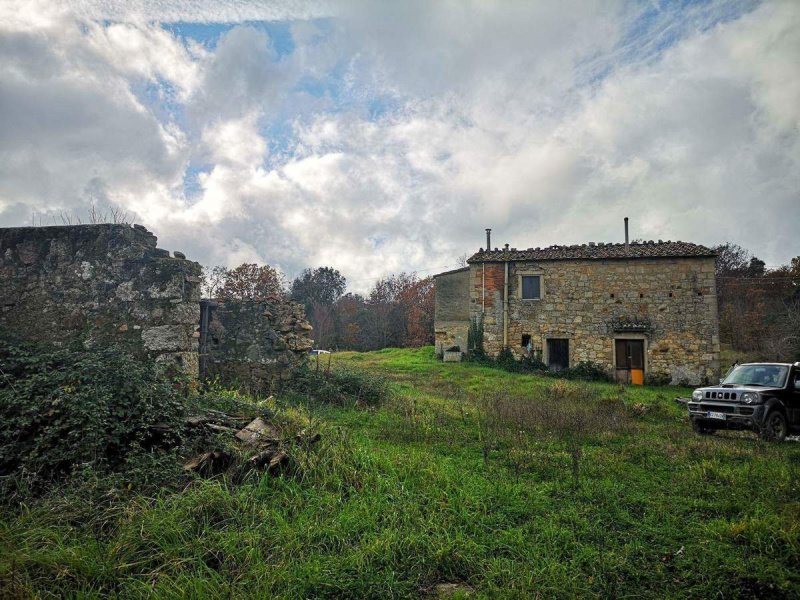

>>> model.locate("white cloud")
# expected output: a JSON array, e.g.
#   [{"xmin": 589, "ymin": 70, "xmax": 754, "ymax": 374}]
[
  {"xmin": 189, "ymin": 26, "xmax": 292, "ymax": 122},
  {"xmin": 0, "ymin": 0, "xmax": 193, "ymax": 219},
  {"xmin": 0, "ymin": 0, "xmax": 798, "ymax": 293},
  {"xmin": 201, "ymin": 113, "xmax": 267, "ymax": 167},
  {"xmin": 62, "ymin": 0, "xmax": 335, "ymax": 23},
  {"xmin": 83, "ymin": 21, "xmax": 204, "ymax": 100}
]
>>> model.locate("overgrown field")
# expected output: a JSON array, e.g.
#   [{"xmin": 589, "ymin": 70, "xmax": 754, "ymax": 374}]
[{"xmin": 3, "ymin": 347, "xmax": 799, "ymax": 598}]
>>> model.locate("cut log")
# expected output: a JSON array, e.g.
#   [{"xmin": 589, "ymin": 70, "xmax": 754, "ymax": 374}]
[
  {"xmin": 267, "ymin": 451, "xmax": 289, "ymax": 475},
  {"xmin": 183, "ymin": 450, "xmax": 234, "ymax": 476},
  {"xmin": 246, "ymin": 449, "xmax": 289, "ymax": 475},
  {"xmin": 295, "ymin": 432, "xmax": 321, "ymax": 445},
  {"xmin": 206, "ymin": 424, "xmax": 238, "ymax": 434}
]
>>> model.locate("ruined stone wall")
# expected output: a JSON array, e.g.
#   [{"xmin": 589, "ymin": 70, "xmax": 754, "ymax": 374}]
[
  {"xmin": 0, "ymin": 224, "xmax": 201, "ymax": 375},
  {"xmin": 201, "ymin": 299, "xmax": 313, "ymax": 388},
  {"xmin": 469, "ymin": 257, "xmax": 720, "ymax": 385},
  {"xmin": 433, "ymin": 268, "xmax": 470, "ymax": 356}
]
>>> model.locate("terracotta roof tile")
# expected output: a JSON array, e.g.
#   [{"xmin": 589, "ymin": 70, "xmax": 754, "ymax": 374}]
[{"xmin": 467, "ymin": 241, "xmax": 715, "ymax": 263}]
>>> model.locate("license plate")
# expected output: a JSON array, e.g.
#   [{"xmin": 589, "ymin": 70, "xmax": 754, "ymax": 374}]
[{"xmin": 707, "ymin": 411, "xmax": 726, "ymax": 420}]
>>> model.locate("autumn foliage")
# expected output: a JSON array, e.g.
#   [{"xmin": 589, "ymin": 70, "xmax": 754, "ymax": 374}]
[
  {"xmin": 202, "ymin": 264, "xmax": 434, "ymax": 351},
  {"xmin": 714, "ymin": 244, "xmax": 799, "ymax": 361}
]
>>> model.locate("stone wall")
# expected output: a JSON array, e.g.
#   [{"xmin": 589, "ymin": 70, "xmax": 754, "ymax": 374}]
[
  {"xmin": 0, "ymin": 224, "xmax": 201, "ymax": 375},
  {"xmin": 201, "ymin": 299, "xmax": 313, "ymax": 388},
  {"xmin": 433, "ymin": 268, "xmax": 470, "ymax": 356},
  {"xmin": 469, "ymin": 257, "xmax": 720, "ymax": 385}
]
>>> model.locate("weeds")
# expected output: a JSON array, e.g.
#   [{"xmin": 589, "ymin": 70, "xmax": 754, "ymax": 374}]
[
  {"xmin": 469, "ymin": 347, "xmax": 612, "ymax": 382},
  {"xmin": 0, "ymin": 338, "xmax": 189, "ymax": 497},
  {"xmin": 285, "ymin": 363, "xmax": 391, "ymax": 407},
  {"xmin": 474, "ymin": 380, "xmax": 630, "ymax": 486},
  {"xmin": 2, "ymin": 347, "xmax": 799, "ymax": 598}
]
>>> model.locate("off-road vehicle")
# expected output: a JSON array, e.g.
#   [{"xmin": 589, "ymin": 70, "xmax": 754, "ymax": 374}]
[{"xmin": 687, "ymin": 362, "xmax": 800, "ymax": 441}]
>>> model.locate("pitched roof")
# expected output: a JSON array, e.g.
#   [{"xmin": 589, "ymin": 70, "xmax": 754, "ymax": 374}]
[
  {"xmin": 467, "ymin": 240, "xmax": 716, "ymax": 263},
  {"xmin": 432, "ymin": 266, "xmax": 470, "ymax": 278}
]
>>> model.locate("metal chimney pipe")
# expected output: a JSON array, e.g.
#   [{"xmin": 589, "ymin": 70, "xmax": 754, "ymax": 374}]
[
  {"xmin": 624, "ymin": 217, "xmax": 629, "ymax": 252},
  {"xmin": 485, "ymin": 228, "xmax": 492, "ymax": 251}
]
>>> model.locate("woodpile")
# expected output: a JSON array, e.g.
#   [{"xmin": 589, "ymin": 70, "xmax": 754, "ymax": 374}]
[{"xmin": 178, "ymin": 406, "xmax": 320, "ymax": 477}]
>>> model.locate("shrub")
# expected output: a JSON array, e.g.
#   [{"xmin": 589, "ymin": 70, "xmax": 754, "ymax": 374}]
[
  {"xmin": 474, "ymin": 348, "xmax": 610, "ymax": 382},
  {"xmin": 467, "ymin": 316, "xmax": 485, "ymax": 360},
  {"xmin": 559, "ymin": 360, "xmax": 612, "ymax": 382},
  {"xmin": 645, "ymin": 371, "xmax": 672, "ymax": 386},
  {"xmin": 285, "ymin": 364, "xmax": 390, "ymax": 407},
  {"xmin": 495, "ymin": 347, "xmax": 523, "ymax": 372},
  {"xmin": 0, "ymin": 337, "xmax": 188, "ymax": 492}
]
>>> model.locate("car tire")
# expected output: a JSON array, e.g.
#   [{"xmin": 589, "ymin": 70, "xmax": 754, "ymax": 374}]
[
  {"xmin": 760, "ymin": 410, "xmax": 788, "ymax": 442},
  {"xmin": 691, "ymin": 419, "xmax": 715, "ymax": 435}
]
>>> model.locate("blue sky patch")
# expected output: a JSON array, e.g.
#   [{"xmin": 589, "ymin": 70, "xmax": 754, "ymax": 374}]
[
  {"xmin": 162, "ymin": 20, "xmax": 296, "ymax": 57},
  {"xmin": 182, "ymin": 163, "xmax": 212, "ymax": 199}
]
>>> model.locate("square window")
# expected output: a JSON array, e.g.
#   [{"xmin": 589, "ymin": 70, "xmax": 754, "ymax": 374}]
[
  {"xmin": 521, "ymin": 275, "xmax": 541, "ymax": 299},
  {"xmin": 521, "ymin": 334, "xmax": 531, "ymax": 347}
]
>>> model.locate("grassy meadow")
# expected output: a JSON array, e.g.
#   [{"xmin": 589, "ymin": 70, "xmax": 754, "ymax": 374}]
[{"xmin": 2, "ymin": 347, "xmax": 799, "ymax": 598}]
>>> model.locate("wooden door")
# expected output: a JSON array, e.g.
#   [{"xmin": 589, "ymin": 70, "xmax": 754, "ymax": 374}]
[
  {"xmin": 615, "ymin": 339, "xmax": 645, "ymax": 385},
  {"xmin": 547, "ymin": 338, "xmax": 569, "ymax": 371}
]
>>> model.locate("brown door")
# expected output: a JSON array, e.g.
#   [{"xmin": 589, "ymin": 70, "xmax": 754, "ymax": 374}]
[{"xmin": 615, "ymin": 339, "xmax": 645, "ymax": 384}]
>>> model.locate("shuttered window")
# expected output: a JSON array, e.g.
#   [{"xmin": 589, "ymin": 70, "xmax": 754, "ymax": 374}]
[{"xmin": 521, "ymin": 275, "xmax": 541, "ymax": 300}]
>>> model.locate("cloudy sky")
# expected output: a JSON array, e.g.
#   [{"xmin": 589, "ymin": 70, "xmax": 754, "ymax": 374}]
[{"xmin": 1, "ymin": 0, "xmax": 797, "ymax": 291}]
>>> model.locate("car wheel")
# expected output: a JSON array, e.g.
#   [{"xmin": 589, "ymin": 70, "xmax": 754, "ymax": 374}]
[
  {"xmin": 692, "ymin": 419, "xmax": 715, "ymax": 435},
  {"xmin": 760, "ymin": 410, "xmax": 788, "ymax": 442}
]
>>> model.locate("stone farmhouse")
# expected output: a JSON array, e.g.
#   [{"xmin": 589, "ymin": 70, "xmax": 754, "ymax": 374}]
[{"xmin": 434, "ymin": 222, "xmax": 720, "ymax": 385}]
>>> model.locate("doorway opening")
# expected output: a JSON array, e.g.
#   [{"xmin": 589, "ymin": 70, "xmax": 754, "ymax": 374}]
[{"xmin": 546, "ymin": 338, "xmax": 569, "ymax": 371}]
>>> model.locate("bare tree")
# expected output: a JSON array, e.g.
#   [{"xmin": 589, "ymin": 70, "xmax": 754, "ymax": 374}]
[
  {"xmin": 32, "ymin": 204, "xmax": 130, "ymax": 227},
  {"xmin": 201, "ymin": 266, "xmax": 228, "ymax": 299}
]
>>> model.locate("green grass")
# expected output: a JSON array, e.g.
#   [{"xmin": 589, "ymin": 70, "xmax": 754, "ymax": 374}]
[{"xmin": 2, "ymin": 347, "xmax": 799, "ymax": 598}]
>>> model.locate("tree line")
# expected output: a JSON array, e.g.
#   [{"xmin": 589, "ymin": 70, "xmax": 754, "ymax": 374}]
[
  {"xmin": 713, "ymin": 244, "xmax": 799, "ymax": 361},
  {"xmin": 201, "ymin": 264, "xmax": 434, "ymax": 351},
  {"xmin": 201, "ymin": 243, "xmax": 799, "ymax": 360}
]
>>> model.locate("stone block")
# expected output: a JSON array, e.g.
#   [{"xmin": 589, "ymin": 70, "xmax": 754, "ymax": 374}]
[
  {"xmin": 142, "ymin": 325, "xmax": 190, "ymax": 352},
  {"xmin": 443, "ymin": 350, "xmax": 463, "ymax": 362}
]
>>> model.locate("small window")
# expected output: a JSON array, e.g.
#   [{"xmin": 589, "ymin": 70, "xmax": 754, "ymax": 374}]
[
  {"xmin": 521, "ymin": 275, "xmax": 541, "ymax": 300},
  {"xmin": 521, "ymin": 334, "xmax": 531, "ymax": 348}
]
